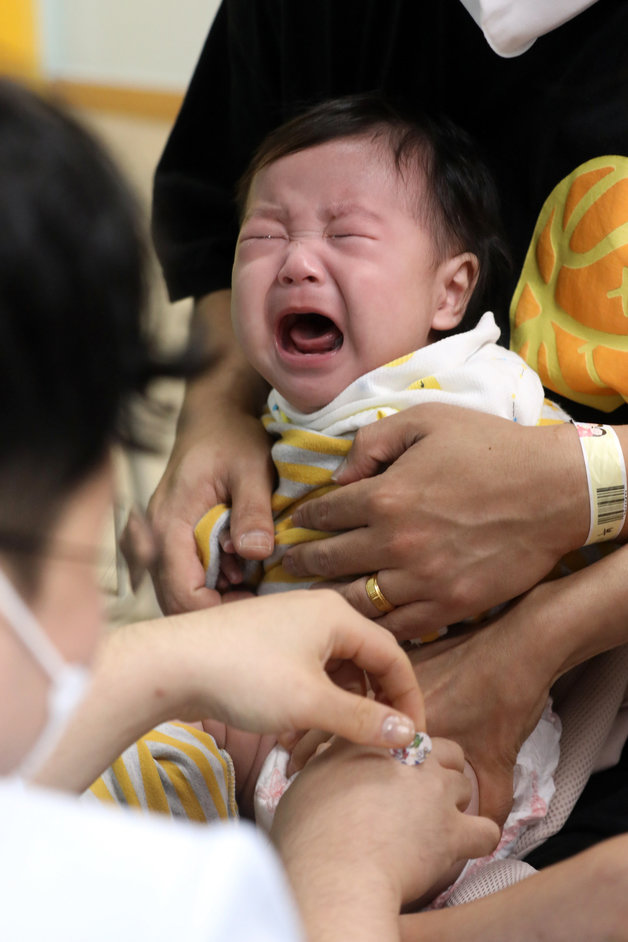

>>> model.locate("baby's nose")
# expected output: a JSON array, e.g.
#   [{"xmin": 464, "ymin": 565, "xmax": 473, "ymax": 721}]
[{"xmin": 277, "ymin": 237, "xmax": 325, "ymax": 285}]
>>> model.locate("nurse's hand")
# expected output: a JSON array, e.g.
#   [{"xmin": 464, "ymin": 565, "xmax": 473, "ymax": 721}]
[
  {"xmin": 283, "ymin": 404, "xmax": 587, "ymax": 640},
  {"xmin": 172, "ymin": 589, "xmax": 425, "ymax": 749},
  {"xmin": 39, "ymin": 590, "xmax": 424, "ymax": 794}
]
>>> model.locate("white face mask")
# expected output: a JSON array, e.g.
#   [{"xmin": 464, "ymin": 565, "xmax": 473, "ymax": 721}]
[{"xmin": 0, "ymin": 566, "xmax": 91, "ymax": 782}]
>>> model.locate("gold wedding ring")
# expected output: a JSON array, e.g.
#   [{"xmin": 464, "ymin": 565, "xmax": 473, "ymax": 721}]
[{"xmin": 365, "ymin": 573, "xmax": 395, "ymax": 614}]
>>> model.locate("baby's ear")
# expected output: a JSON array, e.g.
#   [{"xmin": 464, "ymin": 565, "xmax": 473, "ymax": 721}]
[{"xmin": 431, "ymin": 253, "xmax": 479, "ymax": 332}]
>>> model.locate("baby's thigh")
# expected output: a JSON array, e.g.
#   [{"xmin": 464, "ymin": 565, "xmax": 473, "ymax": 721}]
[{"xmin": 201, "ymin": 719, "xmax": 276, "ymax": 817}]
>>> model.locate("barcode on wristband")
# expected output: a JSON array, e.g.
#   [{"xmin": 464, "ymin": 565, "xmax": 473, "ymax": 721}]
[{"xmin": 596, "ymin": 484, "xmax": 627, "ymax": 525}]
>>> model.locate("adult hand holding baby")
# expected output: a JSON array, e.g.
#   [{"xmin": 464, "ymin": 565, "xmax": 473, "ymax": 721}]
[
  {"xmin": 181, "ymin": 590, "xmax": 425, "ymax": 749},
  {"xmin": 141, "ymin": 290, "xmax": 275, "ymax": 616},
  {"xmin": 286, "ymin": 403, "xmax": 588, "ymax": 637}
]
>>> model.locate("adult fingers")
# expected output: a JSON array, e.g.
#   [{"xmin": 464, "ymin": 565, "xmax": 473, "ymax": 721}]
[
  {"xmin": 314, "ymin": 578, "xmax": 450, "ymax": 642},
  {"xmin": 281, "ymin": 608, "xmax": 426, "ymax": 745},
  {"xmin": 333, "ymin": 410, "xmax": 425, "ymax": 484},
  {"xmin": 324, "ymin": 616, "xmax": 426, "ymax": 728},
  {"xmin": 375, "ymin": 600, "xmax": 450, "ymax": 642},
  {"xmin": 149, "ymin": 521, "xmax": 221, "ymax": 614},
  {"xmin": 419, "ymin": 740, "xmax": 474, "ymax": 813},
  {"xmin": 325, "ymin": 658, "xmax": 369, "ymax": 696},
  {"xmin": 427, "ymin": 743, "xmax": 501, "ymax": 857},
  {"xmin": 299, "ymin": 680, "xmax": 419, "ymax": 750},
  {"xmin": 279, "ymin": 665, "xmax": 363, "ymax": 765},
  {"xmin": 228, "ymin": 457, "xmax": 276, "ymax": 561},
  {"xmin": 291, "ymin": 477, "xmax": 376, "ymax": 534},
  {"xmin": 284, "ymin": 524, "xmax": 388, "ymax": 579}
]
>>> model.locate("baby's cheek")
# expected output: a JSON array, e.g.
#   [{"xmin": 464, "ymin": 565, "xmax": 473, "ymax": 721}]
[{"xmin": 463, "ymin": 760, "xmax": 479, "ymax": 815}]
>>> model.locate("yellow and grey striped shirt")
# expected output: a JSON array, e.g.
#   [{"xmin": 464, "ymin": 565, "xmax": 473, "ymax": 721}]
[{"xmin": 195, "ymin": 313, "xmax": 568, "ymax": 597}]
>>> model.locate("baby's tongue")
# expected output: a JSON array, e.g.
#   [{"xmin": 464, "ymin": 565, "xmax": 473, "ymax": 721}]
[{"xmin": 289, "ymin": 313, "xmax": 342, "ymax": 353}]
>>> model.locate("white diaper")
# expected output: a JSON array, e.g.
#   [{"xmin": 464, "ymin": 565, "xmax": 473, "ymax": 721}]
[
  {"xmin": 430, "ymin": 699, "xmax": 562, "ymax": 907},
  {"xmin": 254, "ymin": 744, "xmax": 296, "ymax": 832}
]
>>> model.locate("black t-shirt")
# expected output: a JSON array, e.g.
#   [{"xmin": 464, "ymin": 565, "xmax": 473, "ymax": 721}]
[{"xmin": 153, "ymin": 0, "xmax": 628, "ymax": 329}]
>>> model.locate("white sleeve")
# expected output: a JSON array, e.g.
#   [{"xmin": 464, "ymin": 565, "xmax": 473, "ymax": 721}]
[
  {"xmin": 0, "ymin": 781, "xmax": 304, "ymax": 942},
  {"xmin": 458, "ymin": 0, "xmax": 600, "ymax": 57}
]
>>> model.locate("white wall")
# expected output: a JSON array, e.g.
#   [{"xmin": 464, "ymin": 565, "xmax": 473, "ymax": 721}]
[{"xmin": 38, "ymin": 0, "xmax": 220, "ymax": 90}]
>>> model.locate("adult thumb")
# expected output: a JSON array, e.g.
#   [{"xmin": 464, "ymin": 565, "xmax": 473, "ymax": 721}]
[{"xmin": 230, "ymin": 478, "xmax": 275, "ymax": 560}]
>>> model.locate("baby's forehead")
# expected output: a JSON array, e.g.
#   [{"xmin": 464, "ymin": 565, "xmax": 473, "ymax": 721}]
[
  {"xmin": 247, "ymin": 133, "xmax": 427, "ymax": 216},
  {"xmin": 275, "ymin": 132, "xmax": 423, "ymax": 181}
]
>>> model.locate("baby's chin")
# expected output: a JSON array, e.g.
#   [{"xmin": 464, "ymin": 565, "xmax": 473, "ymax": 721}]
[
  {"xmin": 270, "ymin": 362, "xmax": 363, "ymax": 414},
  {"xmin": 273, "ymin": 380, "xmax": 347, "ymax": 414}
]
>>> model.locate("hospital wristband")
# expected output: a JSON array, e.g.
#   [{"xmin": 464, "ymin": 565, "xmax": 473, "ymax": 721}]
[{"xmin": 573, "ymin": 422, "xmax": 627, "ymax": 544}]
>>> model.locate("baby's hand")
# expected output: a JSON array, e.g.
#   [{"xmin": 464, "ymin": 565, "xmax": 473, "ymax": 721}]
[
  {"xmin": 216, "ymin": 526, "xmax": 245, "ymax": 588},
  {"xmin": 216, "ymin": 527, "xmax": 256, "ymax": 601}
]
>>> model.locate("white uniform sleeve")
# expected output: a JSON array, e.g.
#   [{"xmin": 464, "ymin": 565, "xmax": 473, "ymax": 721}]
[
  {"xmin": 458, "ymin": 0, "xmax": 600, "ymax": 57},
  {"xmin": 0, "ymin": 780, "xmax": 303, "ymax": 942}
]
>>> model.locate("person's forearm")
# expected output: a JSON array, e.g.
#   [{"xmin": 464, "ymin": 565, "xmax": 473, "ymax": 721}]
[
  {"xmin": 283, "ymin": 853, "xmax": 400, "ymax": 942},
  {"xmin": 34, "ymin": 591, "xmax": 427, "ymax": 793},
  {"xmin": 400, "ymin": 835, "xmax": 628, "ymax": 942},
  {"xmin": 34, "ymin": 616, "xmax": 209, "ymax": 792},
  {"xmin": 274, "ymin": 751, "xmax": 404, "ymax": 942},
  {"xmin": 177, "ymin": 290, "xmax": 268, "ymax": 435},
  {"xmin": 272, "ymin": 738, "xmax": 499, "ymax": 942},
  {"xmin": 522, "ymin": 543, "xmax": 628, "ymax": 681}
]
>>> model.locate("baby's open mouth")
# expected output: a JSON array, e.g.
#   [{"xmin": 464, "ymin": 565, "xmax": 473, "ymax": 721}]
[{"xmin": 278, "ymin": 313, "xmax": 343, "ymax": 355}]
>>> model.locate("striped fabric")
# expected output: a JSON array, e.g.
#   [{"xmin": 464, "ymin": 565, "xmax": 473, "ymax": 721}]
[
  {"xmin": 85, "ymin": 722, "xmax": 238, "ymax": 822},
  {"xmin": 195, "ymin": 312, "xmax": 567, "ymax": 603}
]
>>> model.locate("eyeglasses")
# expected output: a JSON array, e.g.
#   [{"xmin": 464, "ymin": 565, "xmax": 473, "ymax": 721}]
[
  {"xmin": 0, "ymin": 504, "xmax": 142, "ymax": 599},
  {"xmin": 0, "ymin": 494, "xmax": 159, "ymax": 603},
  {"xmin": 0, "ymin": 528, "xmax": 124, "ymax": 595}
]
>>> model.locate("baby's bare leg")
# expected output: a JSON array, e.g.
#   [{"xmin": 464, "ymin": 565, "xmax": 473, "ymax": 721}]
[{"xmin": 201, "ymin": 718, "xmax": 276, "ymax": 818}]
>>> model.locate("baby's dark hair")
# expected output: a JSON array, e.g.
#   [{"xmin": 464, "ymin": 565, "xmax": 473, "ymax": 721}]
[
  {"xmin": 236, "ymin": 93, "xmax": 511, "ymax": 329},
  {"xmin": 0, "ymin": 80, "xmax": 197, "ymax": 581}
]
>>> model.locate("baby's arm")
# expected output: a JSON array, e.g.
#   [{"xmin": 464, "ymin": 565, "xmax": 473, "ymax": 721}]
[{"xmin": 201, "ymin": 718, "xmax": 276, "ymax": 818}]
